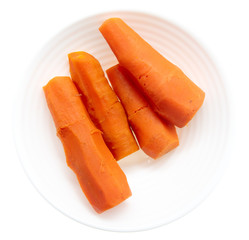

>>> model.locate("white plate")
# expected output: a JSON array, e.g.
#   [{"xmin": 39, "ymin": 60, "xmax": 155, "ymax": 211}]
[{"xmin": 13, "ymin": 11, "xmax": 230, "ymax": 231}]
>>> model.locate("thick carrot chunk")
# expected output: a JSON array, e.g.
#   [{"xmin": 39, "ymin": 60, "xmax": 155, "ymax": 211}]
[
  {"xmin": 43, "ymin": 76, "xmax": 132, "ymax": 213},
  {"xmin": 68, "ymin": 52, "xmax": 139, "ymax": 160},
  {"xmin": 107, "ymin": 65, "xmax": 179, "ymax": 159},
  {"xmin": 100, "ymin": 18, "xmax": 205, "ymax": 127}
]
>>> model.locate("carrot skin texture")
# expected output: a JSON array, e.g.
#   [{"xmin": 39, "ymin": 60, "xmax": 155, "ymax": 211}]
[
  {"xmin": 106, "ymin": 65, "xmax": 179, "ymax": 159},
  {"xmin": 68, "ymin": 52, "xmax": 139, "ymax": 160},
  {"xmin": 99, "ymin": 18, "xmax": 205, "ymax": 128},
  {"xmin": 43, "ymin": 77, "xmax": 132, "ymax": 213}
]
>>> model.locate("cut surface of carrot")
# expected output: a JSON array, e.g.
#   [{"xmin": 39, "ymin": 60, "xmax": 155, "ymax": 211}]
[
  {"xmin": 68, "ymin": 52, "xmax": 139, "ymax": 160},
  {"xmin": 43, "ymin": 76, "xmax": 132, "ymax": 213},
  {"xmin": 99, "ymin": 18, "xmax": 205, "ymax": 128},
  {"xmin": 107, "ymin": 65, "xmax": 179, "ymax": 159}
]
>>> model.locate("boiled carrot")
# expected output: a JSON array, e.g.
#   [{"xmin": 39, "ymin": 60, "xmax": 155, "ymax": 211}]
[
  {"xmin": 99, "ymin": 18, "xmax": 205, "ymax": 128},
  {"xmin": 106, "ymin": 65, "xmax": 179, "ymax": 159},
  {"xmin": 43, "ymin": 76, "xmax": 132, "ymax": 213},
  {"xmin": 68, "ymin": 52, "xmax": 139, "ymax": 160}
]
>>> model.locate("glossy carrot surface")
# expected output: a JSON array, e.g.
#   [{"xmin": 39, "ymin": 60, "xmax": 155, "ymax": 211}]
[
  {"xmin": 107, "ymin": 65, "xmax": 179, "ymax": 159},
  {"xmin": 68, "ymin": 52, "xmax": 139, "ymax": 160},
  {"xmin": 100, "ymin": 18, "xmax": 205, "ymax": 127},
  {"xmin": 43, "ymin": 76, "xmax": 132, "ymax": 213}
]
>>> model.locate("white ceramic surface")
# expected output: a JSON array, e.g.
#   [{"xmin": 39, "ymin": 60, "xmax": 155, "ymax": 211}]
[{"xmin": 13, "ymin": 11, "xmax": 230, "ymax": 231}]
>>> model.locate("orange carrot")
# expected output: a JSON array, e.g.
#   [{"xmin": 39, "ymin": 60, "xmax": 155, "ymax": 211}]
[
  {"xmin": 99, "ymin": 18, "xmax": 205, "ymax": 128},
  {"xmin": 68, "ymin": 52, "xmax": 139, "ymax": 160},
  {"xmin": 43, "ymin": 76, "xmax": 132, "ymax": 213},
  {"xmin": 107, "ymin": 65, "xmax": 179, "ymax": 159}
]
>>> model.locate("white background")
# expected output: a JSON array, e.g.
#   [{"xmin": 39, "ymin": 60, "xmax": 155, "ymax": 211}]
[{"xmin": 1, "ymin": 0, "xmax": 249, "ymax": 239}]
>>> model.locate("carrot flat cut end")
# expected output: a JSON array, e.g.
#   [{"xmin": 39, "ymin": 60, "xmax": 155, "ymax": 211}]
[
  {"xmin": 43, "ymin": 76, "xmax": 70, "ymax": 87},
  {"xmin": 99, "ymin": 17, "xmax": 123, "ymax": 31},
  {"xmin": 147, "ymin": 122, "xmax": 180, "ymax": 159},
  {"xmin": 114, "ymin": 144, "xmax": 139, "ymax": 161},
  {"xmin": 68, "ymin": 51, "xmax": 96, "ymax": 61},
  {"xmin": 152, "ymin": 135, "xmax": 179, "ymax": 159},
  {"xmin": 129, "ymin": 108, "xmax": 179, "ymax": 160},
  {"xmin": 162, "ymin": 88, "xmax": 205, "ymax": 128},
  {"xmin": 93, "ymin": 190, "xmax": 132, "ymax": 214}
]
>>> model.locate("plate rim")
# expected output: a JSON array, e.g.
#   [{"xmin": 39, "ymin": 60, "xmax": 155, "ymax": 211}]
[{"xmin": 12, "ymin": 10, "xmax": 232, "ymax": 232}]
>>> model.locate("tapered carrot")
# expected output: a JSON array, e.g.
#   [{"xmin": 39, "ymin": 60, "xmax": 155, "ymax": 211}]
[
  {"xmin": 43, "ymin": 76, "xmax": 132, "ymax": 213},
  {"xmin": 68, "ymin": 52, "xmax": 139, "ymax": 160},
  {"xmin": 99, "ymin": 18, "xmax": 205, "ymax": 128},
  {"xmin": 106, "ymin": 65, "xmax": 179, "ymax": 159}
]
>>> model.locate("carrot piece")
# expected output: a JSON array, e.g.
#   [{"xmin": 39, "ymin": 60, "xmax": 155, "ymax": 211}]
[
  {"xmin": 106, "ymin": 65, "xmax": 179, "ymax": 159},
  {"xmin": 43, "ymin": 76, "xmax": 132, "ymax": 213},
  {"xmin": 99, "ymin": 18, "xmax": 205, "ymax": 128},
  {"xmin": 68, "ymin": 52, "xmax": 139, "ymax": 160}
]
